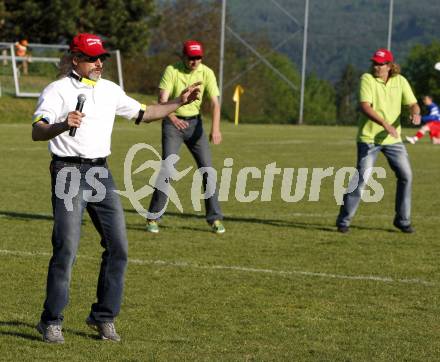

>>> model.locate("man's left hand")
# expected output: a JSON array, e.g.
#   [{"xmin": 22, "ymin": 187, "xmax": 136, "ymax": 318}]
[
  {"xmin": 410, "ymin": 113, "xmax": 421, "ymax": 125},
  {"xmin": 210, "ymin": 130, "xmax": 222, "ymax": 145}
]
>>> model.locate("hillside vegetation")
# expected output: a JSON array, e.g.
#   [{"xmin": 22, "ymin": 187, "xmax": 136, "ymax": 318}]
[{"xmin": 227, "ymin": 0, "xmax": 440, "ymax": 81}]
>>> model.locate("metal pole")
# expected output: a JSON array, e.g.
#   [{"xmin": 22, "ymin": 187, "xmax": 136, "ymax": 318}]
[
  {"xmin": 298, "ymin": 0, "xmax": 309, "ymax": 124},
  {"xmin": 10, "ymin": 44, "xmax": 20, "ymax": 97},
  {"xmin": 115, "ymin": 50, "xmax": 124, "ymax": 90},
  {"xmin": 219, "ymin": 0, "xmax": 226, "ymax": 106},
  {"xmin": 387, "ymin": 0, "xmax": 394, "ymax": 50}
]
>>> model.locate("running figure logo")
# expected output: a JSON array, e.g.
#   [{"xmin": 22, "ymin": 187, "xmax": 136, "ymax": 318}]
[{"xmin": 116, "ymin": 143, "xmax": 193, "ymax": 219}]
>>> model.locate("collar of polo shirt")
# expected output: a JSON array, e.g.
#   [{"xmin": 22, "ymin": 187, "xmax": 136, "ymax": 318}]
[{"xmin": 69, "ymin": 70, "xmax": 97, "ymax": 87}]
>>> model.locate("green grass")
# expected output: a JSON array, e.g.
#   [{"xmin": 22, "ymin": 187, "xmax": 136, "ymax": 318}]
[{"xmin": 1, "ymin": 118, "xmax": 440, "ymax": 361}]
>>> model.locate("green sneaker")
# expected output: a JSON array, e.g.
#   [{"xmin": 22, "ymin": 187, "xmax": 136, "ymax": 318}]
[
  {"xmin": 211, "ymin": 220, "xmax": 225, "ymax": 234},
  {"xmin": 146, "ymin": 220, "xmax": 159, "ymax": 233}
]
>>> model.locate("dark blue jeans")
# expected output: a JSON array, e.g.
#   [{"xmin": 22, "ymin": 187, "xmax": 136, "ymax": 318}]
[
  {"xmin": 41, "ymin": 160, "xmax": 128, "ymax": 325},
  {"xmin": 337, "ymin": 142, "xmax": 413, "ymax": 228},
  {"xmin": 148, "ymin": 117, "xmax": 223, "ymax": 223}
]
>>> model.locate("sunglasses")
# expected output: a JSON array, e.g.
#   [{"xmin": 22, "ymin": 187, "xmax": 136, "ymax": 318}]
[
  {"xmin": 188, "ymin": 56, "xmax": 202, "ymax": 61},
  {"xmin": 372, "ymin": 62, "xmax": 389, "ymax": 66},
  {"xmin": 80, "ymin": 55, "xmax": 108, "ymax": 63}
]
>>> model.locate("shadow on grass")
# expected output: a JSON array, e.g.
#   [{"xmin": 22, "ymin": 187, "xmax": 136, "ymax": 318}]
[
  {"xmin": 0, "ymin": 211, "xmax": 81, "ymax": 226},
  {"xmin": 0, "ymin": 320, "xmax": 99, "ymax": 341},
  {"xmin": 126, "ymin": 222, "xmax": 210, "ymax": 233},
  {"xmin": 348, "ymin": 225, "xmax": 396, "ymax": 233},
  {"xmin": 0, "ymin": 320, "xmax": 40, "ymax": 341},
  {"xmin": 0, "ymin": 211, "xmax": 52, "ymax": 221},
  {"xmin": 1, "ymin": 209, "xmax": 397, "ymax": 233},
  {"xmin": 124, "ymin": 209, "xmax": 396, "ymax": 233}
]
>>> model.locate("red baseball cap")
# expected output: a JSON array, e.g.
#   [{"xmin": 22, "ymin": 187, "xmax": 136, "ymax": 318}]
[
  {"xmin": 371, "ymin": 48, "xmax": 393, "ymax": 64},
  {"xmin": 183, "ymin": 40, "xmax": 203, "ymax": 57},
  {"xmin": 70, "ymin": 33, "xmax": 110, "ymax": 57}
]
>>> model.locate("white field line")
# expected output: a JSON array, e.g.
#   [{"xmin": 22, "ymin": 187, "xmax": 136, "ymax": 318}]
[
  {"xmin": 0, "ymin": 249, "xmax": 435, "ymax": 287},
  {"xmin": 0, "ymin": 147, "xmax": 47, "ymax": 151},
  {"xmin": 245, "ymin": 140, "xmax": 354, "ymax": 146}
]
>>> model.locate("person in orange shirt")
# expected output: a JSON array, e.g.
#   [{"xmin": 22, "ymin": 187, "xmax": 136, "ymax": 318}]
[{"xmin": 15, "ymin": 39, "xmax": 30, "ymax": 75}]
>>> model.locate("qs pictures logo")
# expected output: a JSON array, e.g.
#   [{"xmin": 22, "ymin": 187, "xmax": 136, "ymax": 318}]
[{"xmin": 115, "ymin": 143, "xmax": 387, "ymax": 218}]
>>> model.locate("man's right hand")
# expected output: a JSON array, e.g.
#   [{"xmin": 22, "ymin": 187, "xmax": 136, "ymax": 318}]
[
  {"xmin": 169, "ymin": 114, "xmax": 189, "ymax": 130},
  {"xmin": 65, "ymin": 110, "xmax": 84, "ymax": 130},
  {"xmin": 385, "ymin": 124, "xmax": 399, "ymax": 138}
]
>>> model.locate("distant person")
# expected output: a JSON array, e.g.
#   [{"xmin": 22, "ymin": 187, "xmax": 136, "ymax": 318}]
[
  {"xmin": 146, "ymin": 40, "xmax": 225, "ymax": 234},
  {"xmin": 1, "ymin": 20, "xmax": 7, "ymax": 65},
  {"xmin": 15, "ymin": 39, "xmax": 30, "ymax": 75},
  {"xmin": 336, "ymin": 48, "xmax": 421, "ymax": 233},
  {"xmin": 1, "ymin": 45, "xmax": 7, "ymax": 66},
  {"xmin": 32, "ymin": 33, "xmax": 200, "ymax": 343},
  {"xmin": 406, "ymin": 95, "xmax": 440, "ymax": 144}
]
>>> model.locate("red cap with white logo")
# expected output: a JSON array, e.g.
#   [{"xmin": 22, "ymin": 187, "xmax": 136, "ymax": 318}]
[
  {"xmin": 183, "ymin": 40, "xmax": 203, "ymax": 57},
  {"xmin": 70, "ymin": 33, "xmax": 110, "ymax": 57},
  {"xmin": 371, "ymin": 48, "xmax": 394, "ymax": 64}
]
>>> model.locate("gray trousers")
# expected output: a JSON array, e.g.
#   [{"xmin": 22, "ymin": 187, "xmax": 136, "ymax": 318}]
[
  {"xmin": 148, "ymin": 116, "xmax": 223, "ymax": 223},
  {"xmin": 336, "ymin": 142, "xmax": 412, "ymax": 228}
]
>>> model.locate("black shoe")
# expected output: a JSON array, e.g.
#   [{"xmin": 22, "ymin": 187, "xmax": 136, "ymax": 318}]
[
  {"xmin": 393, "ymin": 221, "xmax": 414, "ymax": 233},
  {"xmin": 337, "ymin": 225, "xmax": 349, "ymax": 233}
]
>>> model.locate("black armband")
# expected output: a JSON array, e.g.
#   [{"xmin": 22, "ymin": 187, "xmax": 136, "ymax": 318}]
[
  {"xmin": 135, "ymin": 104, "xmax": 147, "ymax": 125},
  {"xmin": 32, "ymin": 115, "xmax": 49, "ymax": 126}
]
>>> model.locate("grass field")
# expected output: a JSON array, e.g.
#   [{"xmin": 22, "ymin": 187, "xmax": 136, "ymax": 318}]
[{"xmin": 1, "ymin": 116, "xmax": 440, "ymax": 361}]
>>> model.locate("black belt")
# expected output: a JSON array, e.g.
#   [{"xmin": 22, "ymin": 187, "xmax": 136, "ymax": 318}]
[
  {"xmin": 52, "ymin": 155, "xmax": 107, "ymax": 165},
  {"xmin": 175, "ymin": 114, "xmax": 201, "ymax": 120}
]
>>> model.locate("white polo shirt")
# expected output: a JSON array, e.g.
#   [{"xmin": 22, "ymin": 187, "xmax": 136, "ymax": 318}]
[{"xmin": 33, "ymin": 73, "xmax": 142, "ymax": 158}]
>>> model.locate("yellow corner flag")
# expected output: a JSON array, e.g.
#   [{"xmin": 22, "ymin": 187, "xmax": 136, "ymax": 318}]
[{"xmin": 232, "ymin": 85, "xmax": 244, "ymax": 126}]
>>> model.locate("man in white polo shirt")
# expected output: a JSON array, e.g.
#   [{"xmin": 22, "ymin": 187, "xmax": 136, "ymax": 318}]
[{"xmin": 32, "ymin": 33, "xmax": 200, "ymax": 343}]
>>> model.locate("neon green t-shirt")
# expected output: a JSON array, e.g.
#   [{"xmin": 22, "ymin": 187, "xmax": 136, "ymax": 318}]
[
  {"xmin": 357, "ymin": 73, "xmax": 417, "ymax": 145},
  {"xmin": 159, "ymin": 62, "xmax": 220, "ymax": 117}
]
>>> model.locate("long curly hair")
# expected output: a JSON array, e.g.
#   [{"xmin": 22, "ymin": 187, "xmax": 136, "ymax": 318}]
[
  {"xmin": 389, "ymin": 62, "xmax": 401, "ymax": 77},
  {"xmin": 57, "ymin": 53, "xmax": 74, "ymax": 78},
  {"xmin": 57, "ymin": 52, "xmax": 84, "ymax": 78}
]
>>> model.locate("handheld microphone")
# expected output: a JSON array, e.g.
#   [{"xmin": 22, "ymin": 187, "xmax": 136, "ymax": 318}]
[{"xmin": 69, "ymin": 94, "xmax": 87, "ymax": 137}]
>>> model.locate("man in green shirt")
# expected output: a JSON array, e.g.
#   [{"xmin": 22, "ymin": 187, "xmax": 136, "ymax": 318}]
[
  {"xmin": 336, "ymin": 48, "xmax": 421, "ymax": 233},
  {"xmin": 146, "ymin": 40, "xmax": 225, "ymax": 234}
]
